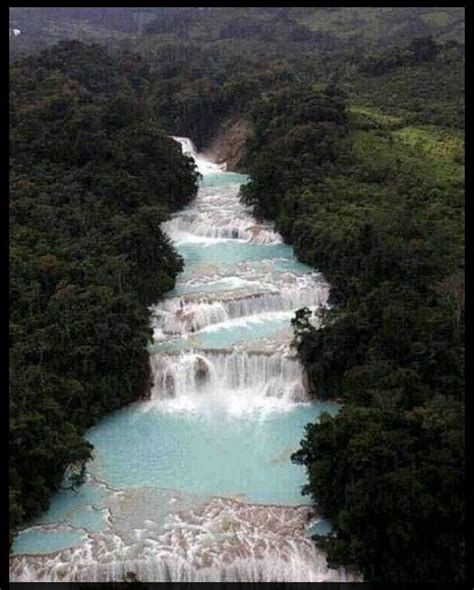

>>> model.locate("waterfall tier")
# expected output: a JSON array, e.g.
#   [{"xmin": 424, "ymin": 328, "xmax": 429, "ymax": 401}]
[
  {"xmin": 151, "ymin": 350, "xmax": 308, "ymax": 404},
  {"xmin": 10, "ymin": 498, "xmax": 357, "ymax": 582},
  {"xmin": 152, "ymin": 284, "xmax": 328, "ymax": 336},
  {"xmin": 164, "ymin": 214, "xmax": 281, "ymax": 244}
]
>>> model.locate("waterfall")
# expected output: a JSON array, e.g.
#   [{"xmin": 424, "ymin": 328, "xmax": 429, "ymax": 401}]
[
  {"xmin": 164, "ymin": 214, "xmax": 282, "ymax": 244},
  {"xmin": 152, "ymin": 285, "xmax": 329, "ymax": 336},
  {"xmin": 10, "ymin": 544, "xmax": 354, "ymax": 582},
  {"xmin": 10, "ymin": 137, "xmax": 352, "ymax": 583},
  {"xmin": 172, "ymin": 136, "xmax": 226, "ymax": 175},
  {"xmin": 10, "ymin": 498, "xmax": 359, "ymax": 582},
  {"xmin": 162, "ymin": 151, "xmax": 281, "ymax": 244},
  {"xmin": 150, "ymin": 350, "xmax": 307, "ymax": 404},
  {"xmin": 173, "ymin": 136, "xmax": 197, "ymax": 157}
]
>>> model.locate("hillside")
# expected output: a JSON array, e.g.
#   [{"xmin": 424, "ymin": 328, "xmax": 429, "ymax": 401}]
[{"xmin": 9, "ymin": 7, "xmax": 465, "ymax": 62}]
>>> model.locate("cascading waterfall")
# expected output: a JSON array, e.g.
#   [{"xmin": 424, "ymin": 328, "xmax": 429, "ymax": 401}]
[
  {"xmin": 163, "ymin": 140, "xmax": 281, "ymax": 245},
  {"xmin": 150, "ymin": 350, "xmax": 307, "ymax": 403},
  {"xmin": 10, "ymin": 499, "xmax": 354, "ymax": 582},
  {"xmin": 163, "ymin": 213, "xmax": 282, "ymax": 244},
  {"xmin": 152, "ymin": 284, "xmax": 329, "ymax": 336},
  {"xmin": 10, "ymin": 137, "xmax": 358, "ymax": 583}
]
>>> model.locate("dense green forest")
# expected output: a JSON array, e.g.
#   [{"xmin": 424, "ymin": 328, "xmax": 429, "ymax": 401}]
[
  {"xmin": 240, "ymin": 40, "xmax": 465, "ymax": 583},
  {"xmin": 9, "ymin": 41, "xmax": 198, "ymax": 545},
  {"xmin": 9, "ymin": 7, "xmax": 465, "ymax": 63},
  {"xmin": 9, "ymin": 7, "xmax": 464, "ymax": 583}
]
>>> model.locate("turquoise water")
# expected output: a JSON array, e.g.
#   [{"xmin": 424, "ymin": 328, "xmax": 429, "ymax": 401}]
[
  {"xmin": 170, "ymin": 277, "xmax": 260, "ymax": 296},
  {"xmin": 307, "ymin": 519, "xmax": 333, "ymax": 537},
  {"xmin": 13, "ymin": 529, "xmax": 88, "ymax": 556},
  {"xmin": 152, "ymin": 312, "xmax": 293, "ymax": 353},
  {"xmin": 27, "ymin": 483, "xmax": 106, "ymax": 530},
  {"xmin": 13, "ymin": 397, "xmax": 337, "ymax": 559},
  {"xmin": 179, "ymin": 242, "xmax": 299, "ymax": 269},
  {"xmin": 10, "ymin": 139, "xmax": 341, "ymax": 582},
  {"xmin": 202, "ymin": 171, "xmax": 249, "ymax": 187},
  {"xmin": 197, "ymin": 313, "xmax": 292, "ymax": 348},
  {"xmin": 86, "ymin": 400, "xmax": 339, "ymax": 506}
]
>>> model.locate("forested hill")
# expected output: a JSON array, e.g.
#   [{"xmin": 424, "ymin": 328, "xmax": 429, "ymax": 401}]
[
  {"xmin": 9, "ymin": 41, "xmax": 198, "ymax": 545},
  {"xmin": 9, "ymin": 7, "xmax": 465, "ymax": 63},
  {"xmin": 239, "ymin": 41, "xmax": 465, "ymax": 582}
]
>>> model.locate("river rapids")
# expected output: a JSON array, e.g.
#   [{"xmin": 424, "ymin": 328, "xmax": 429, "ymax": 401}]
[{"xmin": 9, "ymin": 138, "xmax": 359, "ymax": 582}]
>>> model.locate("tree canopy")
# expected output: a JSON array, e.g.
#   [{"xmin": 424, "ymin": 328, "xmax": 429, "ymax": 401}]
[{"xmin": 10, "ymin": 41, "xmax": 198, "ymax": 545}]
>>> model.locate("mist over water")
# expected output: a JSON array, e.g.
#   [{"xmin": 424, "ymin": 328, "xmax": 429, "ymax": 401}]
[{"xmin": 10, "ymin": 138, "xmax": 357, "ymax": 582}]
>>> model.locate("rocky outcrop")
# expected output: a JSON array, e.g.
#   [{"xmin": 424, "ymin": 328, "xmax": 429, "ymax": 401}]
[
  {"xmin": 204, "ymin": 118, "xmax": 254, "ymax": 172},
  {"xmin": 194, "ymin": 356, "xmax": 211, "ymax": 385}
]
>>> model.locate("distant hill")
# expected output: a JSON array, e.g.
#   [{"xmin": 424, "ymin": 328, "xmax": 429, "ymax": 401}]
[
  {"xmin": 293, "ymin": 7, "xmax": 464, "ymax": 47},
  {"xmin": 9, "ymin": 7, "xmax": 464, "ymax": 62}
]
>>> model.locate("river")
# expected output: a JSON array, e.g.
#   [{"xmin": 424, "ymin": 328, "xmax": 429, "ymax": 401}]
[{"xmin": 10, "ymin": 138, "xmax": 356, "ymax": 582}]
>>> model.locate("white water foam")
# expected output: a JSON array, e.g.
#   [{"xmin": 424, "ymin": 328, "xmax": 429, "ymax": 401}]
[
  {"xmin": 152, "ymin": 284, "xmax": 329, "ymax": 336},
  {"xmin": 150, "ymin": 350, "xmax": 308, "ymax": 413},
  {"xmin": 10, "ymin": 497, "xmax": 359, "ymax": 582},
  {"xmin": 173, "ymin": 136, "xmax": 226, "ymax": 175},
  {"xmin": 163, "ymin": 147, "xmax": 281, "ymax": 245},
  {"xmin": 165, "ymin": 214, "xmax": 282, "ymax": 245}
]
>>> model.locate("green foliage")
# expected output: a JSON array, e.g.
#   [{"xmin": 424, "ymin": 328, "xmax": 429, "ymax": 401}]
[
  {"xmin": 347, "ymin": 40, "xmax": 464, "ymax": 130},
  {"xmin": 240, "ymin": 84, "xmax": 348, "ymax": 224},
  {"xmin": 237, "ymin": 37, "xmax": 464, "ymax": 582},
  {"xmin": 292, "ymin": 397, "xmax": 464, "ymax": 582},
  {"xmin": 359, "ymin": 36, "xmax": 440, "ymax": 76},
  {"xmin": 9, "ymin": 41, "xmax": 198, "ymax": 545},
  {"xmin": 295, "ymin": 7, "xmax": 464, "ymax": 47},
  {"xmin": 10, "ymin": 7, "xmax": 465, "ymax": 64}
]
